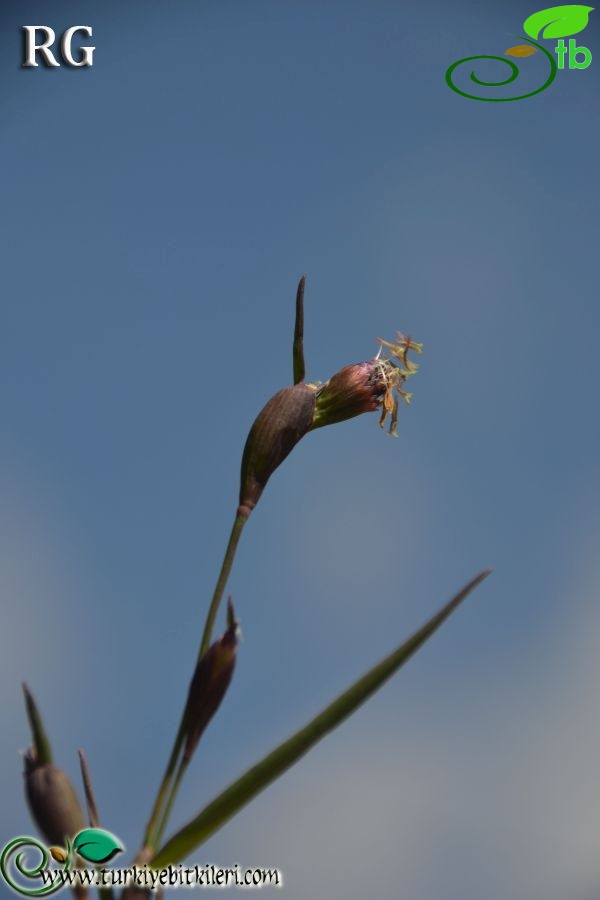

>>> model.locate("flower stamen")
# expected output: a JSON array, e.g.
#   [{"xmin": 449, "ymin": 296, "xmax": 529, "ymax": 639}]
[
  {"xmin": 309, "ymin": 329, "xmax": 421, "ymax": 437},
  {"xmin": 373, "ymin": 332, "xmax": 422, "ymax": 435}
]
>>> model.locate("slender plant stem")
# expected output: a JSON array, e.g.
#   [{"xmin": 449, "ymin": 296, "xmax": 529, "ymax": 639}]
[
  {"xmin": 198, "ymin": 512, "xmax": 247, "ymax": 661},
  {"xmin": 143, "ymin": 715, "xmax": 187, "ymax": 850},
  {"xmin": 154, "ymin": 759, "xmax": 189, "ymax": 850},
  {"xmin": 142, "ymin": 511, "xmax": 247, "ymax": 851}
]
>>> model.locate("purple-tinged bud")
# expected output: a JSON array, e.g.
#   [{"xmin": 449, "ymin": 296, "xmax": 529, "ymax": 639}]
[
  {"xmin": 24, "ymin": 751, "xmax": 86, "ymax": 846},
  {"xmin": 183, "ymin": 599, "xmax": 239, "ymax": 764},
  {"xmin": 311, "ymin": 332, "xmax": 422, "ymax": 437},
  {"xmin": 22, "ymin": 683, "xmax": 86, "ymax": 848},
  {"xmin": 311, "ymin": 361, "xmax": 384, "ymax": 425},
  {"xmin": 238, "ymin": 382, "xmax": 316, "ymax": 517}
]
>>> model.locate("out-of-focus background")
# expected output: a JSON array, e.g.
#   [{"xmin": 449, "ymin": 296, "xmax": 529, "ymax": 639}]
[{"xmin": 1, "ymin": 2, "xmax": 599, "ymax": 898}]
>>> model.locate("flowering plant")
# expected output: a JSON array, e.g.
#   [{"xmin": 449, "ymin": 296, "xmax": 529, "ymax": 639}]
[{"xmin": 16, "ymin": 276, "xmax": 489, "ymax": 897}]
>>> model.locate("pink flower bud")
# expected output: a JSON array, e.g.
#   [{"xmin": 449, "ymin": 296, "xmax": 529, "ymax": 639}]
[
  {"xmin": 183, "ymin": 601, "xmax": 239, "ymax": 764},
  {"xmin": 312, "ymin": 332, "xmax": 422, "ymax": 436}
]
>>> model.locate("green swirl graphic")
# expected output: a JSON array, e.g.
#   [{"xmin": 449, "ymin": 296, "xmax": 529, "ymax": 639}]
[
  {"xmin": 0, "ymin": 838, "xmax": 67, "ymax": 897},
  {"xmin": 445, "ymin": 36, "xmax": 557, "ymax": 101}
]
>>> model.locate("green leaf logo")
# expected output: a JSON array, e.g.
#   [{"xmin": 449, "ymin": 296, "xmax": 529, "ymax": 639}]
[
  {"xmin": 523, "ymin": 5, "xmax": 594, "ymax": 39},
  {"xmin": 72, "ymin": 828, "xmax": 123, "ymax": 864}
]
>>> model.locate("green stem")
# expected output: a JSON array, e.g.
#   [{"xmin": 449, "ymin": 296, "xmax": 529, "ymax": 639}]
[
  {"xmin": 153, "ymin": 759, "xmax": 189, "ymax": 851},
  {"xmin": 142, "ymin": 511, "xmax": 247, "ymax": 851},
  {"xmin": 143, "ymin": 715, "xmax": 187, "ymax": 850},
  {"xmin": 198, "ymin": 513, "xmax": 247, "ymax": 661}
]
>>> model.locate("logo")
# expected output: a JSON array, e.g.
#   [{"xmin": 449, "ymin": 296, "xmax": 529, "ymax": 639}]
[
  {"xmin": 1, "ymin": 829, "xmax": 122, "ymax": 896},
  {"xmin": 446, "ymin": 4, "xmax": 593, "ymax": 101},
  {"xmin": 22, "ymin": 26, "xmax": 95, "ymax": 68},
  {"xmin": 0, "ymin": 835, "xmax": 281, "ymax": 894}
]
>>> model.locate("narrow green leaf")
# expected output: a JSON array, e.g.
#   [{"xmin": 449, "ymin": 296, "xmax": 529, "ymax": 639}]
[
  {"xmin": 292, "ymin": 274, "xmax": 306, "ymax": 385},
  {"xmin": 22, "ymin": 683, "xmax": 52, "ymax": 765},
  {"xmin": 523, "ymin": 5, "xmax": 593, "ymax": 40},
  {"xmin": 154, "ymin": 569, "xmax": 491, "ymax": 867},
  {"xmin": 78, "ymin": 749, "xmax": 100, "ymax": 828},
  {"xmin": 73, "ymin": 828, "xmax": 123, "ymax": 864}
]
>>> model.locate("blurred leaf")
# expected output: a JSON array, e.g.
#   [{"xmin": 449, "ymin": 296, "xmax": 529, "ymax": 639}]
[
  {"xmin": 78, "ymin": 749, "xmax": 100, "ymax": 828},
  {"xmin": 523, "ymin": 5, "xmax": 593, "ymax": 39},
  {"xmin": 73, "ymin": 828, "xmax": 123, "ymax": 864},
  {"xmin": 22, "ymin": 683, "xmax": 52, "ymax": 765},
  {"xmin": 505, "ymin": 45, "xmax": 538, "ymax": 56},
  {"xmin": 153, "ymin": 569, "xmax": 491, "ymax": 866}
]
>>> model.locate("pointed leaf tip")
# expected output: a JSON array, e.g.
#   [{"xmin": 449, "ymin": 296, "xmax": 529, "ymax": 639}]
[
  {"xmin": 226, "ymin": 596, "xmax": 237, "ymax": 629},
  {"xmin": 22, "ymin": 682, "xmax": 52, "ymax": 765},
  {"xmin": 293, "ymin": 275, "xmax": 306, "ymax": 385}
]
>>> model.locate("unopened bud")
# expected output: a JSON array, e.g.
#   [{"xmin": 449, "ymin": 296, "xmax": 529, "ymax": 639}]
[
  {"xmin": 183, "ymin": 599, "xmax": 239, "ymax": 764},
  {"xmin": 24, "ymin": 751, "xmax": 86, "ymax": 846},
  {"xmin": 22, "ymin": 683, "xmax": 86, "ymax": 847},
  {"xmin": 239, "ymin": 383, "xmax": 316, "ymax": 516}
]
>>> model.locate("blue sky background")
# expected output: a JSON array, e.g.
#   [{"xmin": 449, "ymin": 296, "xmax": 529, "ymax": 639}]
[{"xmin": 1, "ymin": 2, "xmax": 599, "ymax": 898}]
